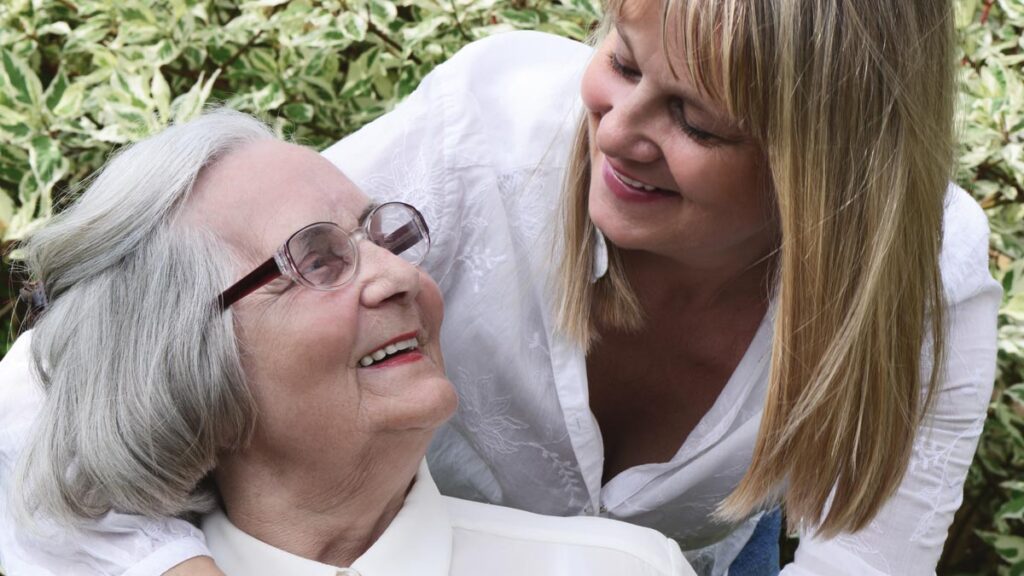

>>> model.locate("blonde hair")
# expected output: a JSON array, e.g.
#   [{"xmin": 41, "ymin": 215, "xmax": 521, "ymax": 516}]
[{"xmin": 556, "ymin": 0, "xmax": 953, "ymax": 536}]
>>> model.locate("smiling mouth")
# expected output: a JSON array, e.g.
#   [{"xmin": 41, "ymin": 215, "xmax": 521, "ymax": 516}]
[
  {"xmin": 614, "ymin": 169, "xmax": 657, "ymax": 191},
  {"xmin": 359, "ymin": 335, "xmax": 420, "ymax": 367},
  {"xmin": 602, "ymin": 161, "xmax": 677, "ymax": 202},
  {"xmin": 608, "ymin": 163, "xmax": 674, "ymax": 195}
]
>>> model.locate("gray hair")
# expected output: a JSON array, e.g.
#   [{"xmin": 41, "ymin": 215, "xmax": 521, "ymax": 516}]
[{"xmin": 12, "ymin": 109, "xmax": 273, "ymax": 526}]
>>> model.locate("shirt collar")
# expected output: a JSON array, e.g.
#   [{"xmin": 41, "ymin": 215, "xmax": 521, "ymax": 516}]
[
  {"xmin": 591, "ymin": 227, "xmax": 608, "ymax": 282},
  {"xmin": 202, "ymin": 460, "xmax": 452, "ymax": 576}
]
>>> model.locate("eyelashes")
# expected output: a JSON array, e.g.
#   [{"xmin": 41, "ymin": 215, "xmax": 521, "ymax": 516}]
[
  {"xmin": 669, "ymin": 100, "xmax": 716, "ymax": 144},
  {"xmin": 606, "ymin": 52, "xmax": 718, "ymax": 145},
  {"xmin": 608, "ymin": 53, "xmax": 640, "ymax": 80}
]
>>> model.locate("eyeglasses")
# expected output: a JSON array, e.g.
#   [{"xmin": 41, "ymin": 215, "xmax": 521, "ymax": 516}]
[{"xmin": 219, "ymin": 201, "xmax": 430, "ymax": 309}]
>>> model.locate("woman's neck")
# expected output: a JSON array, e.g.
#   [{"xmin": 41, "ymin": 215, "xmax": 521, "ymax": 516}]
[
  {"xmin": 214, "ymin": 444, "xmax": 424, "ymax": 568},
  {"xmin": 622, "ymin": 246, "xmax": 775, "ymax": 315}
]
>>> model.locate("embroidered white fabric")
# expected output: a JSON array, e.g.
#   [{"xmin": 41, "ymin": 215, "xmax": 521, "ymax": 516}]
[{"xmin": 0, "ymin": 32, "xmax": 1000, "ymax": 576}]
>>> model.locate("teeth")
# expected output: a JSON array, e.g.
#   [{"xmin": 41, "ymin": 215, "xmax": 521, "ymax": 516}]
[
  {"xmin": 615, "ymin": 169, "xmax": 658, "ymax": 191},
  {"xmin": 359, "ymin": 337, "xmax": 420, "ymax": 368}
]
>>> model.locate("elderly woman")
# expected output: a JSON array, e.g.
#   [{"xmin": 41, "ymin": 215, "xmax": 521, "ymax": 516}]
[{"xmin": 0, "ymin": 110, "xmax": 694, "ymax": 576}]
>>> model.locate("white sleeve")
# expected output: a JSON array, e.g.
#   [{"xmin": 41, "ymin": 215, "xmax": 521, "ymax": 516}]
[
  {"xmin": 780, "ymin": 187, "xmax": 1001, "ymax": 576},
  {"xmin": 0, "ymin": 333, "xmax": 210, "ymax": 576}
]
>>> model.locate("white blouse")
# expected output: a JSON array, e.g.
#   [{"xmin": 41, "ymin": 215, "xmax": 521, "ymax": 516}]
[
  {"xmin": 0, "ymin": 31, "xmax": 1001, "ymax": 576},
  {"xmin": 203, "ymin": 460, "xmax": 694, "ymax": 576}
]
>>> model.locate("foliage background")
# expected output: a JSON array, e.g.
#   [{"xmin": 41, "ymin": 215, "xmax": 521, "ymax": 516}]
[{"xmin": 0, "ymin": 0, "xmax": 1021, "ymax": 574}]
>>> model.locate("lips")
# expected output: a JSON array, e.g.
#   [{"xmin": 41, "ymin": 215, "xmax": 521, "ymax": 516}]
[
  {"xmin": 359, "ymin": 331, "xmax": 423, "ymax": 368},
  {"xmin": 602, "ymin": 160, "xmax": 676, "ymax": 203}
]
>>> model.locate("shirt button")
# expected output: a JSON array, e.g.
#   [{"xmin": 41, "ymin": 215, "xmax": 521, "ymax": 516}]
[{"xmin": 337, "ymin": 569, "xmax": 361, "ymax": 576}]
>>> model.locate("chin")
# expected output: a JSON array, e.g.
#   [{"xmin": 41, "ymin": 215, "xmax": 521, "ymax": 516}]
[
  {"xmin": 387, "ymin": 374, "xmax": 458, "ymax": 432},
  {"xmin": 587, "ymin": 188, "xmax": 658, "ymax": 253}
]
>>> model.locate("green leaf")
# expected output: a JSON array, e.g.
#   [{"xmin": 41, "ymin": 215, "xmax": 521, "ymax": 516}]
[
  {"xmin": 151, "ymin": 69, "xmax": 171, "ymax": 120},
  {"xmin": 369, "ymin": 0, "xmax": 399, "ymax": 24},
  {"xmin": 996, "ymin": 496, "xmax": 1024, "ymax": 524},
  {"xmin": 28, "ymin": 136, "xmax": 66, "ymax": 203},
  {"xmin": 251, "ymin": 82, "xmax": 286, "ymax": 112},
  {"xmin": 336, "ymin": 12, "xmax": 368, "ymax": 42},
  {"xmin": 0, "ymin": 185, "xmax": 15, "ymax": 239},
  {"xmin": 44, "ymin": 70, "xmax": 69, "ymax": 112},
  {"xmin": 242, "ymin": 0, "xmax": 292, "ymax": 6},
  {"xmin": 8, "ymin": 170, "xmax": 43, "ymax": 241},
  {"xmin": 151, "ymin": 39, "xmax": 180, "ymax": 67},
  {"xmin": 50, "ymin": 82, "xmax": 85, "ymax": 118},
  {"xmin": 978, "ymin": 531, "xmax": 1024, "ymax": 564},
  {"xmin": 0, "ymin": 49, "xmax": 43, "ymax": 108},
  {"xmin": 499, "ymin": 9, "xmax": 541, "ymax": 26},
  {"xmin": 282, "ymin": 102, "xmax": 314, "ymax": 124},
  {"xmin": 37, "ymin": 21, "xmax": 72, "ymax": 37},
  {"xmin": 1008, "ymin": 383, "xmax": 1024, "ymax": 406},
  {"xmin": 170, "ymin": 69, "xmax": 221, "ymax": 123},
  {"xmin": 956, "ymin": 0, "xmax": 979, "ymax": 28},
  {"xmin": 1004, "ymin": 291, "xmax": 1024, "ymax": 322},
  {"xmin": 247, "ymin": 48, "xmax": 279, "ymax": 76}
]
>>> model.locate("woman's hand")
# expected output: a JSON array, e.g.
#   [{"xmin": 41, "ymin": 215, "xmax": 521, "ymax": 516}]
[{"xmin": 164, "ymin": 556, "xmax": 225, "ymax": 576}]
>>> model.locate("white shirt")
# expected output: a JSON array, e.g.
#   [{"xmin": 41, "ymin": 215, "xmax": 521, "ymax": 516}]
[
  {"xmin": 202, "ymin": 460, "xmax": 694, "ymax": 576},
  {"xmin": 0, "ymin": 31, "xmax": 1001, "ymax": 576}
]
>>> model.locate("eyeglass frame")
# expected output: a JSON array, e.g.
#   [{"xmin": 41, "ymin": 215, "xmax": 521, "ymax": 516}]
[{"xmin": 218, "ymin": 201, "xmax": 430, "ymax": 310}]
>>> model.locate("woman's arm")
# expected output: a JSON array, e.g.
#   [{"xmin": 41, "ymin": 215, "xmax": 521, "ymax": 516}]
[{"xmin": 0, "ymin": 334, "xmax": 213, "ymax": 575}]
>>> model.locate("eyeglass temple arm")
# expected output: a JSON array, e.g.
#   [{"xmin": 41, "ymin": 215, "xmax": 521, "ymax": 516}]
[
  {"xmin": 381, "ymin": 222, "xmax": 423, "ymax": 256},
  {"xmin": 218, "ymin": 257, "xmax": 282, "ymax": 310}
]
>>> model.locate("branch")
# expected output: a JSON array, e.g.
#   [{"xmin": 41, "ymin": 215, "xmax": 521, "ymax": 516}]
[
  {"xmin": 221, "ymin": 30, "xmax": 265, "ymax": 72},
  {"xmin": 449, "ymin": 0, "xmax": 471, "ymax": 41},
  {"xmin": 981, "ymin": 0, "xmax": 995, "ymax": 25},
  {"xmin": 973, "ymin": 163, "xmax": 1024, "ymax": 205},
  {"xmin": 56, "ymin": 0, "xmax": 78, "ymax": 13},
  {"xmin": 367, "ymin": 20, "xmax": 422, "ymax": 65}
]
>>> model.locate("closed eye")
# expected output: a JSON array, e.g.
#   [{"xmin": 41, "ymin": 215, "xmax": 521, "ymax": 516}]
[
  {"xmin": 669, "ymin": 100, "xmax": 718, "ymax": 145},
  {"xmin": 608, "ymin": 53, "xmax": 641, "ymax": 81}
]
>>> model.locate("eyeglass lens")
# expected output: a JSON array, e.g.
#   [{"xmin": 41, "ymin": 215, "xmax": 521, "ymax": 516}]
[{"xmin": 286, "ymin": 203, "xmax": 429, "ymax": 290}]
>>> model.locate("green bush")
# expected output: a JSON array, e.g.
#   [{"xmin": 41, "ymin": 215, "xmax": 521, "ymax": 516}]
[{"xmin": 0, "ymin": 1, "xmax": 1021, "ymax": 574}]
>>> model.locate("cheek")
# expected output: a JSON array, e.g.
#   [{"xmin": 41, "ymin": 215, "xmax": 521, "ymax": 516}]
[
  {"xmin": 666, "ymin": 143, "xmax": 765, "ymax": 204},
  {"xmin": 236, "ymin": 295, "xmax": 360, "ymax": 391},
  {"xmin": 417, "ymin": 272, "xmax": 446, "ymax": 365}
]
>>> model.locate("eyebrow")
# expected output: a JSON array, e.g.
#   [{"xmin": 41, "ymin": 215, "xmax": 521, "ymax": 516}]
[
  {"xmin": 357, "ymin": 201, "xmax": 378, "ymax": 226},
  {"xmin": 614, "ymin": 21, "xmax": 714, "ymax": 117}
]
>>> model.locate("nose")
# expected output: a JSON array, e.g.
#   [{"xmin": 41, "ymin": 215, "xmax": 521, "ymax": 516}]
[
  {"xmin": 593, "ymin": 96, "xmax": 661, "ymax": 164},
  {"xmin": 357, "ymin": 241, "xmax": 422, "ymax": 308},
  {"xmin": 582, "ymin": 65, "xmax": 661, "ymax": 164}
]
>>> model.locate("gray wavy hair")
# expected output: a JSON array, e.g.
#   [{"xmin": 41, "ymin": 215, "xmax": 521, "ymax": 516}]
[{"xmin": 12, "ymin": 109, "xmax": 272, "ymax": 526}]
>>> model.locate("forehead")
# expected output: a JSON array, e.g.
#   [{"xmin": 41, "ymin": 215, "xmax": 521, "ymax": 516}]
[
  {"xmin": 611, "ymin": 0, "xmax": 740, "ymax": 123},
  {"xmin": 190, "ymin": 140, "xmax": 368, "ymax": 254}
]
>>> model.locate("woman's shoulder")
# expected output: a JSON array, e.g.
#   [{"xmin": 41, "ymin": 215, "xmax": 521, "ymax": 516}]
[
  {"xmin": 441, "ymin": 495, "xmax": 694, "ymax": 576},
  {"xmin": 436, "ymin": 30, "xmax": 592, "ymax": 81},
  {"xmin": 427, "ymin": 31, "xmax": 592, "ymax": 166},
  {"xmin": 940, "ymin": 183, "xmax": 1000, "ymax": 303},
  {"xmin": 323, "ymin": 30, "xmax": 590, "ymax": 181}
]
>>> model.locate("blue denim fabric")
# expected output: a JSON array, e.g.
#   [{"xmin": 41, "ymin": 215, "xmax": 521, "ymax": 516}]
[{"xmin": 728, "ymin": 509, "xmax": 782, "ymax": 576}]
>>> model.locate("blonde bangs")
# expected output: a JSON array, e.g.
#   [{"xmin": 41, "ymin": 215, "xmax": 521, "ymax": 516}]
[{"xmin": 602, "ymin": 0, "xmax": 774, "ymax": 138}]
